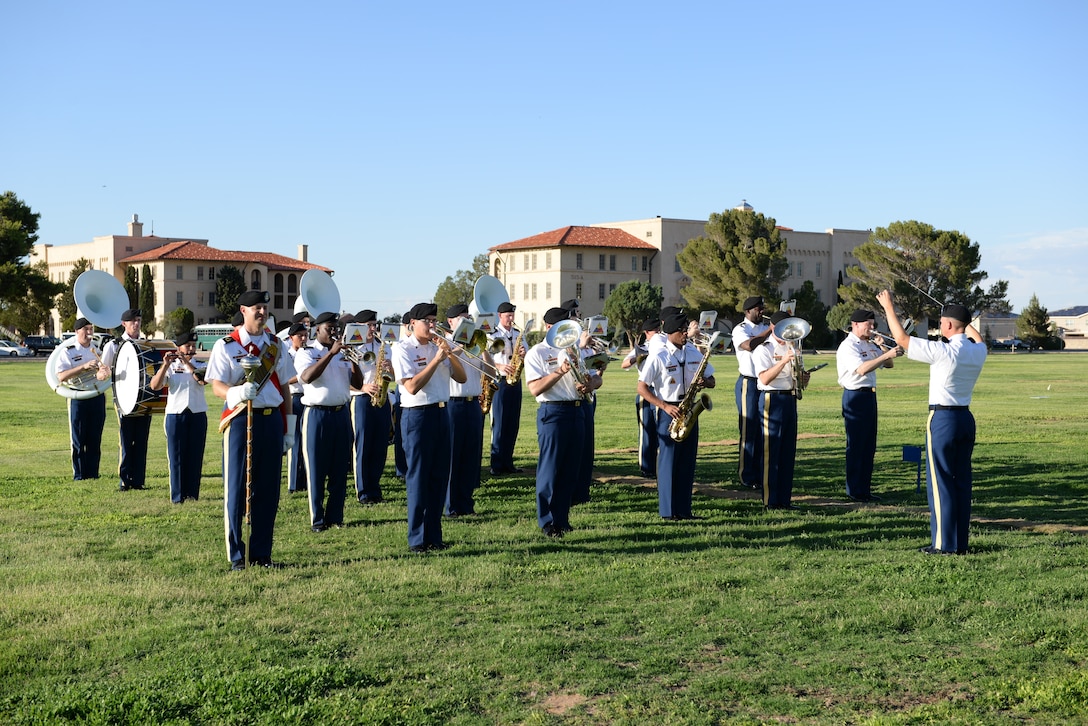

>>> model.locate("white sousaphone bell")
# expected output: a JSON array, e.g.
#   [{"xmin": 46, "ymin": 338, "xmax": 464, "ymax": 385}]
[
  {"xmin": 472, "ymin": 274, "xmax": 509, "ymax": 316},
  {"xmin": 45, "ymin": 270, "xmax": 129, "ymax": 400},
  {"xmin": 297, "ymin": 269, "xmax": 341, "ymax": 318}
]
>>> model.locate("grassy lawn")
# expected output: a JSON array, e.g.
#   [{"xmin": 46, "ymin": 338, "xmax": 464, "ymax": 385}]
[{"xmin": 1, "ymin": 350, "xmax": 1086, "ymax": 724}]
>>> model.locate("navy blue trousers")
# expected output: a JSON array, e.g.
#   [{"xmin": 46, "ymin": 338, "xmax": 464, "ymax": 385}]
[
  {"xmin": 352, "ymin": 394, "xmax": 391, "ymax": 502},
  {"xmin": 759, "ymin": 391, "xmax": 797, "ymax": 508},
  {"xmin": 636, "ymin": 394, "xmax": 658, "ymax": 475},
  {"xmin": 573, "ymin": 396, "xmax": 595, "ymax": 505},
  {"xmin": 446, "ymin": 398, "xmax": 483, "ymax": 515},
  {"xmin": 165, "ymin": 409, "xmax": 207, "ymax": 502},
  {"xmin": 117, "ymin": 411, "xmax": 151, "ymax": 489},
  {"xmin": 655, "ymin": 410, "xmax": 698, "ymax": 518},
  {"xmin": 925, "ymin": 408, "xmax": 976, "ymax": 552},
  {"xmin": 286, "ymin": 393, "xmax": 306, "ymax": 492},
  {"xmin": 68, "ymin": 395, "xmax": 106, "ymax": 480},
  {"xmin": 223, "ymin": 409, "xmax": 283, "ymax": 565},
  {"xmin": 842, "ymin": 388, "xmax": 878, "ymax": 499},
  {"xmin": 403, "ymin": 405, "xmax": 450, "ymax": 548},
  {"xmin": 535, "ymin": 402, "xmax": 584, "ymax": 530},
  {"xmin": 391, "ymin": 395, "xmax": 407, "ymax": 478},
  {"xmin": 735, "ymin": 375, "xmax": 762, "ymax": 487},
  {"xmin": 490, "ymin": 379, "xmax": 522, "ymax": 471},
  {"xmin": 303, "ymin": 406, "xmax": 352, "ymax": 528}
]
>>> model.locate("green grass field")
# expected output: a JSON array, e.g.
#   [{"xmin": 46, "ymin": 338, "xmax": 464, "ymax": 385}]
[{"xmin": 1, "ymin": 350, "xmax": 1086, "ymax": 724}]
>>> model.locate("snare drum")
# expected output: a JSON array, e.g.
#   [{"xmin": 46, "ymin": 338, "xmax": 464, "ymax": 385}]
[{"xmin": 114, "ymin": 340, "xmax": 175, "ymax": 416}]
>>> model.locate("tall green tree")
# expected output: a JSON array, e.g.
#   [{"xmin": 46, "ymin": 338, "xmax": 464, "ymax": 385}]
[
  {"xmin": 1016, "ymin": 295, "xmax": 1055, "ymax": 349},
  {"xmin": 677, "ymin": 208, "xmax": 789, "ymax": 320},
  {"xmin": 602, "ymin": 280, "xmax": 663, "ymax": 349},
  {"xmin": 56, "ymin": 258, "xmax": 92, "ymax": 331},
  {"xmin": 836, "ymin": 220, "xmax": 1010, "ymax": 331},
  {"xmin": 138, "ymin": 264, "xmax": 155, "ymax": 334},
  {"xmin": 791, "ymin": 280, "xmax": 833, "ymax": 349},
  {"xmin": 164, "ymin": 307, "xmax": 195, "ymax": 341},
  {"xmin": 215, "ymin": 265, "xmax": 246, "ymax": 319},
  {"xmin": 434, "ymin": 253, "xmax": 489, "ymax": 315},
  {"xmin": 124, "ymin": 267, "xmax": 139, "ymax": 309},
  {"xmin": 0, "ymin": 191, "xmax": 64, "ymax": 334}
]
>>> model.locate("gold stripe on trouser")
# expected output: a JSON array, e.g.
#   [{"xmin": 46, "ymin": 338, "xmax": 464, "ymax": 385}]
[
  {"xmin": 302, "ymin": 407, "xmax": 317, "ymax": 525},
  {"xmin": 761, "ymin": 392, "xmax": 771, "ymax": 505},
  {"xmin": 222, "ymin": 429, "xmax": 234, "ymax": 556},
  {"xmin": 738, "ymin": 378, "xmax": 751, "ymax": 482},
  {"xmin": 925, "ymin": 410, "xmax": 943, "ymax": 550}
]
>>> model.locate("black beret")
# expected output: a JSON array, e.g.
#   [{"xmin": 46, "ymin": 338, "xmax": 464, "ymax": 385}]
[
  {"xmin": 642, "ymin": 318, "xmax": 660, "ymax": 332},
  {"xmin": 231, "ymin": 311, "xmax": 243, "ymax": 326},
  {"xmin": 850, "ymin": 309, "xmax": 876, "ymax": 323},
  {"xmin": 338, "ymin": 313, "xmax": 356, "ymax": 326},
  {"xmin": 314, "ymin": 311, "xmax": 338, "ymax": 326},
  {"xmin": 769, "ymin": 311, "xmax": 790, "ymax": 326},
  {"xmin": 742, "ymin": 296, "xmax": 764, "ymax": 311},
  {"xmin": 354, "ymin": 309, "xmax": 377, "ymax": 323},
  {"xmin": 401, "ymin": 312, "xmax": 411, "ymax": 324},
  {"xmin": 496, "ymin": 301, "xmax": 515, "ymax": 314},
  {"xmin": 662, "ymin": 313, "xmax": 688, "ymax": 334},
  {"xmin": 659, "ymin": 306, "xmax": 682, "ymax": 318},
  {"xmin": 121, "ymin": 308, "xmax": 141, "ymax": 321},
  {"xmin": 543, "ymin": 307, "xmax": 568, "ymax": 325},
  {"xmin": 408, "ymin": 302, "xmax": 438, "ymax": 321},
  {"xmin": 238, "ymin": 290, "xmax": 269, "ymax": 307},
  {"xmin": 561, "ymin": 298, "xmax": 580, "ymax": 311},
  {"xmin": 288, "ymin": 323, "xmax": 308, "ymax": 337},
  {"xmin": 446, "ymin": 303, "xmax": 469, "ymax": 319},
  {"xmin": 174, "ymin": 330, "xmax": 196, "ymax": 347},
  {"xmin": 292, "ymin": 311, "xmax": 311, "ymax": 324},
  {"xmin": 74, "ymin": 317, "xmax": 92, "ymax": 330},
  {"xmin": 942, "ymin": 303, "xmax": 971, "ymax": 324}
]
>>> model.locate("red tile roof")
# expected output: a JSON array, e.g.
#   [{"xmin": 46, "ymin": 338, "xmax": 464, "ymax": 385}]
[
  {"xmin": 490, "ymin": 226, "xmax": 657, "ymax": 252},
  {"xmin": 119, "ymin": 241, "xmax": 332, "ymax": 273}
]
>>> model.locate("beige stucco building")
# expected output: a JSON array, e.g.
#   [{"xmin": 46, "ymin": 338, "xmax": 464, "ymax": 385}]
[
  {"xmin": 31, "ymin": 215, "xmax": 331, "ymax": 334},
  {"xmin": 487, "ymin": 202, "xmax": 872, "ymax": 329}
]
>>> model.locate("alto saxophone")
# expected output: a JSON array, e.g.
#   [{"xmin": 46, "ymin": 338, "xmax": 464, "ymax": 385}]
[
  {"xmin": 371, "ymin": 342, "xmax": 393, "ymax": 408},
  {"xmin": 668, "ymin": 338, "xmax": 714, "ymax": 442},
  {"xmin": 479, "ymin": 373, "xmax": 498, "ymax": 414},
  {"xmin": 505, "ymin": 327, "xmax": 526, "ymax": 385}
]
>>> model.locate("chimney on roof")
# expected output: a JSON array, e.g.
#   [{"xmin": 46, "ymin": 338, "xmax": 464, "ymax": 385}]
[
  {"xmin": 128, "ymin": 214, "xmax": 144, "ymax": 237},
  {"xmin": 298, "ymin": 244, "xmax": 308, "ymax": 262}
]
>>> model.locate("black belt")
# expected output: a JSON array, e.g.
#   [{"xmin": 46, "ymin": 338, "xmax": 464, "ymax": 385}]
[
  {"xmin": 929, "ymin": 404, "xmax": 968, "ymax": 410},
  {"xmin": 764, "ymin": 390, "xmax": 794, "ymax": 395},
  {"xmin": 254, "ymin": 407, "xmax": 278, "ymax": 416},
  {"xmin": 542, "ymin": 400, "xmax": 581, "ymax": 407},
  {"xmin": 291, "ymin": 392, "xmax": 303, "ymax": 398},
  {"xmin": 847, "ymin": 387, "xmax": 876, "ymax": 393},
  {"xmin": 741, "ymin": 375, "xmax": 757, "ymax": 380},
  {"xmin": 409, "ymin": 402, "xmax": 446, "ymax": 409},
  {"xmin": 452, "ymin": 396, "xmax": 477, "ymax": 403},
  {"xmin": 308, "ymin": 404, "xmax": 345, "ymax": 412}
]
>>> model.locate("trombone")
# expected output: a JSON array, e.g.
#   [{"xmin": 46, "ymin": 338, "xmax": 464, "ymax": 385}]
[{"xmin": 434, "ymin": 322, "xmax": 500, "ymax": 381}]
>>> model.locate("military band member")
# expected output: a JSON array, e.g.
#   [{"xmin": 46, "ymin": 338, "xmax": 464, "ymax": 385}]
[
  {"xmin": 488, "ymin": 301, "xmax": 525, "ymax": 475},
  {"xmin": 285, "ymin": 323, "xmax": 309, "ymax": 493},
  {"xmin": 149, "ymin": 330, "xmax": 208, "ymax": 503},
  {"xmin": 732, "ymin": 296, "xmax": 772, "ymax": 490},
  {"xmin": 97, "ymin": 308, "xmax": 151, "ymax": 491},
  {"xmin": 636, "ymin": 312, "xmax": 716, "ymax": 520},
  {"xmin": 878, "ymin": 290, "xmax": 987, "ymax": 555},
  {"xmin": 206, "ymin": 290, "xmax": 295, "ymax": 570},
  {"xmin": 444, "ymin": 304, "xmax": 486, "ymax": 517},
  {"xmin": 524, "ymin": 307, "xmax": 599, "ymax": 537},
  {"xmin": 55, "ymin": 317, "xmax": 106, "ymax": 480},
  {"xmin": 390, "ymin": 311, "xmax": 411, "ymax": 480},
  {"xmin": 350, "ymin": 309, "xmax": 392, "ymax": 505},
  {"xmin": 392, "ymin": 303, "xmax": 467, "ymax": 552},
  {"xmin": 836, "ymin": 309, "xmax": 903, "ymax": 502},
  {"xmin": 296, "ymin": 311, "xmax": 363, "ymax": 532},
  {"xmin": 622, "ymin": 318, "xmax": 661, "ymax": 478},
  {"xmin": 753, "ymin": 311, "xmax": 808, "ymax": 510}
]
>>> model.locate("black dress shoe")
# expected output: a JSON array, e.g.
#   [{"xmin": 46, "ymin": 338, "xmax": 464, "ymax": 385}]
[
  {"xmin": 230, "ymin": 561, "xmax": 245, "ymax": 571},
  {"xmin": 542, "ymin": 524, "xmax": 564, "ymax": 538},
  {"xmin": 561, "ymin": 524, "xmax": 574, "ymax": 532},
  {"xmin": 507, "ymin": 467, "xmax": 525, "ymax": 474},
  {"xmin": 409, "ymin": 544, "xmax": 429, "ymax": 553},
  {"xmin": 252, "ymin": 558, "xmax": 286, "ymax": 569},
  {"xmin": 429, "ymin": 542, "xmax": 449, "ymax": 551},
  {"xmin": 741, "ymin": 482, "xmax": 758, "ymax": 489},
  {"xmin": 311, "ymin": 524, "xmax": 328, "ymax": 533},
  {"xmin": 488, "ymin": 468, "xmax": 502, "ymax": 476},
  {"xmin": 919, "ymin": 545, "xmax": 963, "ymax": 556},
  {"xmin": 639, "ymin": 470, "xmax": 656, "ymax": 479}
]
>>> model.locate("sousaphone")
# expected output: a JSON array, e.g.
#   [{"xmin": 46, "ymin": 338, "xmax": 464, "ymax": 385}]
[{"xmin": 46, "ymin": 270, "xmax": 128, "ymax": 399}]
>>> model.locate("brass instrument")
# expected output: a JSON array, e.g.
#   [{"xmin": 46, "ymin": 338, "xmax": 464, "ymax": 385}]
[
  {"xmin": 772, "ymin": 316, "xmax": 814, "ymax": 399},
  {"xmin": 545, "ymin": 320, "xmax": 591, "ymax": 400},
  {"xmin": 363, "ymin": 342, "xmax": 394, "ymax": 407},
  {"xmin": 506, "ymin": 323, "xmax": 529, "ymax": 385},
  {"xmin": 435, "ymin": 323, "xmax": 501, "ymax": 383},
  {"xmin": 480, "ymin": 375, "xmax": 498, "ymax": 414},
  {"xmin": 668, "ymin": 331, "xmax": 718, "ymax": 442}
]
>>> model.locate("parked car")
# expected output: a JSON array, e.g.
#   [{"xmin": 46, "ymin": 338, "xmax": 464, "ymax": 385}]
[
  {"xmin": 992, "ymin": 338, "xmax": 1034, "ymax": 351},
  {"xmin": 0, "ymin": 340, "xmax": 33, "ymax": 357},
  {"xmin": 21, "ymin": 335, "xmax": 60, "ymax": 356}
]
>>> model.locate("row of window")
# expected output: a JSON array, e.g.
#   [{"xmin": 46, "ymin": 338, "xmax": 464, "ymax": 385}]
[
  {"xmin": 510, "ymin": 253, "xmax": 651, "ymax": 273},
  {"xmin": 505, "ymin": 281, "xmax": 618, "ymax": 303}
]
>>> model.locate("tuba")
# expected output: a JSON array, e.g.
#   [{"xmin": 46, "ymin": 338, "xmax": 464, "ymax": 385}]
[
  {"xmin": 772, "ymin": 316, "xmax": 812, "ymax": 399},
  {"xmin": 46, "ymin": 270, "xmax": 127, "ymax": 400},
  {"xmin": 668, "ymin": 331, "xmax": 719, "ymax": 442}
]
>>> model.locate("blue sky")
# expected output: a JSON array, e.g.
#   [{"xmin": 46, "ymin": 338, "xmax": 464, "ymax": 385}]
[{"xmin": 7, "ymin": 1, "xmax": 1086, "ymax": 315}]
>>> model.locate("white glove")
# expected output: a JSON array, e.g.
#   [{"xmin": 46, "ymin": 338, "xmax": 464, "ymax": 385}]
[
  {"xmin": 226, "ymin": 382, "xmax": 259, "ymax": 408},
  {"xmin": 283, "ymin": 414, "xmax": 297, "ymax": 454}
]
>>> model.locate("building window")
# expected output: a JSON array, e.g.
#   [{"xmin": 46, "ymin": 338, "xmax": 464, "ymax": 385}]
[
  {"xmin": 674, "ymin": 260, "xmax": 681, "ymax": 273},
  {"xmin": 531, "ymin": 283, "xmax": 537, "ymax": 300},
  {"xmin": 797, "ymin": 262, "xmax": 804, "ymax": 278},
  {"xmin": 545, "ymin": 282, "xmax": 551, "ymax": 299},
  {"xmin": 274, "ymin": 295, "xmax": 284, "ymax": 309},
  {"xmin": 631, "ymin": 256, "xmax": 637, "ymax": 271},
  {"xmin": 288, "ymin": 273, "xmax": 298, "ymax": 295},
  {"xmin": 176, "ymin": 265, "xmax": 183, "ymax": 280},
  {"xmin": 609, "ymin": 255, "xmax": 616, "ymax": 271},
  {"xmin": 176, "ymin": 291, "xmax": 183, "ymax": 306},
  {"xmin": 575, "ymin": 282, "xmax": 583, "ymax": 299},
  {"xmin": 251, "ymin": 270, "xmax": 261, "ymax": 290},
  {"xmin": 576, "ymin": 253, "xmax": 583, "ymax": 270},
  {"xmin": 532, "ymin": 254, "xmax": 537, "ymax": 270},
  {"xmin": 509, "ymin": 256, "xmax": 515, "ymax": 271},
  {"xmin": 598, "ymin": 283, "xmax": 606, "ymax": 300},
  {"xmin": 209, "ymin": 292, "xmax": 217, "ymax": 306},
  {"xmin": 197, "ymin": 267, "xmax": 204, "ymax": 281},
  {"xmin": 523, "ymin": 283, "xmax": 529, "ymax": 300},
  {"xmin": 609, "ymin": 283, "xmax": 616, "ymax": 294},
  {"xmin": 642, "ymin": 256, "xmax": 648, "ymax": 272},
  {"xmin": 274, "ymin": 273, "xmax": 284, "ymax": 293},
  {"xmin": 509, "ymin": 285, "xmax": 515, "ymax": 300},
  {"xmin": 787, "ymin": 262, "xmax": 794, "ymax": 277},
  {"xmin": 209, "ymin": 266, "xmax": 216, "ymax": 280},
  {"xmin": 599, "ymin": 254, "xmax": 606, "ymax": 271},
  {"xmin": 646, "ymin": 230, "xmax": 653, "ymax": 238},
  {"xmin": 546, "ymin": 252, "xmax": 552, "ymax": 269},
  {"xmin": 815, "ymin": 262, "xmax": 822, "ymax": 278},
  {"xmin": 523, "ymin": 254, "xmax": 529, "ymax": 270}
]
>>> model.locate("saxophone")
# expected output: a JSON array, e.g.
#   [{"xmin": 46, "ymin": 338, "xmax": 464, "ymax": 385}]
[
  {"xmin": 479, "ymin": 374, "xmax": 498, "ymax": 414},
  {"xmin": 668, "ymin": 338, "xmax": 714, "ymax": 442},
  {"xmin": 505, "ymin": 326, "xmax": 526, "ymax": 385},
  {"xmin": 371, "ymin": 342, "xmax": 393, "ymax": 407}
]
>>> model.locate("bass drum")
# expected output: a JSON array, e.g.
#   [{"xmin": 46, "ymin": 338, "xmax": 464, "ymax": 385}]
[
  {"xmin": 114, "ymin": 340, "xmax": 174, "ymax": 416},
  {"xmin": 45, "ymin": 345, "xmax": 111, "ymax": 400}
]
